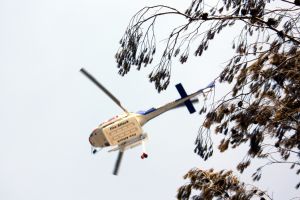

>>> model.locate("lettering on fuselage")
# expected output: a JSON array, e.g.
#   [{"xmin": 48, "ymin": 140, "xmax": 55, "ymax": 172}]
[
  {"xmin": 103, "ymin": 117, "xmax": 142, "ymax": 146},
  {"xmin": 117, "ymin": 133, "xmax": 137, "ymax": 143},
  {"xmin": 109, "ymin": 120, "xmax": 129, "ymax": 131}
]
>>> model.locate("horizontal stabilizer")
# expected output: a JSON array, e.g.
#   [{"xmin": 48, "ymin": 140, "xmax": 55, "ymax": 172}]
[{"xmin": 175, "ymin": 83, "xmax": 196, "ymax": 114}]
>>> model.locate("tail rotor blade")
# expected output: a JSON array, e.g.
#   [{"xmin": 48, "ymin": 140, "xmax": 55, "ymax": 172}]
[
  {"xmin": 80, "ymin": 68, "xmax": 128, "ymax": 113},
  {"xmin": 113, "ymin": 151, "xmax": 124, "ymax": 176}
]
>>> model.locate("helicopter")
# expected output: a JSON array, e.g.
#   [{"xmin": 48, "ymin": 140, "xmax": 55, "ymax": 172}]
[{"xmin": 80, "ymin": 68, "xmax": 215, "ymax": 175}]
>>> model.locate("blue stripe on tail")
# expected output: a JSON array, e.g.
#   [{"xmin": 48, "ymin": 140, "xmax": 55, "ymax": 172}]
[
  {"xmin": 175, "ymin": 83, "xmax": 196, "ymax": 114},
  {"xmin": 137, "ymin": 107, "xmax": 156, "ymax": 115}
]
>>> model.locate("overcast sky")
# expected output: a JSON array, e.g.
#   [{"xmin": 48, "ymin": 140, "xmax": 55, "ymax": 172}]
[{"xmin": 0, "ymin": 0, "xmax": 298, "ymax": 199}]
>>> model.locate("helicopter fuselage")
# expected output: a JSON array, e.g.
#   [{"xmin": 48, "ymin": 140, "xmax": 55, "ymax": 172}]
[{"xmin": 89, "ymin": 112, "xmax": 147, "ymax": 150}]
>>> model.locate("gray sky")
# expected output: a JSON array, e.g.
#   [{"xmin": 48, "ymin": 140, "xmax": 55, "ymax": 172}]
[{"xmin": 0, "ymin": 0, "xmax": 298, "ymax": 199}]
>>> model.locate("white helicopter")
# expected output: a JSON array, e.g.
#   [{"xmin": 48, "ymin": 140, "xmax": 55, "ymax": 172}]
[{"xmin": 80, "ymin": 68, "xmax": 215, "ymax": 175}]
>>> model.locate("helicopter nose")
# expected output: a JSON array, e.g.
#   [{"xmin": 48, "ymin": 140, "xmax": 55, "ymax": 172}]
[
  {"xmin": 89, "ymin": 128, "xmax": 99, "ymax": 146},
  {"xmin": 88, "ymin": 128, "xmax": 107, "ymax": 148},
  {"xmin": 89, "ymin": 133, "xmax": 95, "ymax": 146}
]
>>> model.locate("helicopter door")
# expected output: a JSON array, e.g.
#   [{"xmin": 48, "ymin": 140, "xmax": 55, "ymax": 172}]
[{"xmin": 102, "ymin": 116, "xmax": 143, "ymax": 146}]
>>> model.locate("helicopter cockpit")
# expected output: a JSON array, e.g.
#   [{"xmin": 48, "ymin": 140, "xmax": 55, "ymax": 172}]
[{"xmin": 89, "ymin": 128, "xmax": 110, "ymax": 148}]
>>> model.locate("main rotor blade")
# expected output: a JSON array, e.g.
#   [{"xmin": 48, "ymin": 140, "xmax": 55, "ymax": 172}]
[
  {"xmin": 113, "ymin": 151, "xmax": 124, "ymax": 176},
  {"xmin": 80, "ymin": 68, "xmax": 128, "ymax": 113}
]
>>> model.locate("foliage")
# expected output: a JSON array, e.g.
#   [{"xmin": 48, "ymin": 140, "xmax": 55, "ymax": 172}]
[
  {"xmin": 116, "ymin": 0, "xmax": 300, "ymax": 92},
  {"xmin": 177, "ymin": 168, "xmax": 271, "ymax": 200},
  {"xmin": 115, "ymin": 0, "xmax": 300, "ymax": 197}
]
